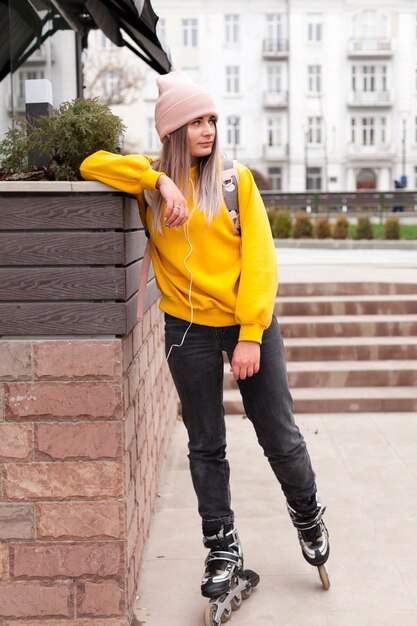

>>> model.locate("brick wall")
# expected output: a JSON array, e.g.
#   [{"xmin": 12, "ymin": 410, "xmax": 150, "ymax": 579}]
[{"xmin": 0, "ymin": 302, "xmax": 178, "ymax": 625}]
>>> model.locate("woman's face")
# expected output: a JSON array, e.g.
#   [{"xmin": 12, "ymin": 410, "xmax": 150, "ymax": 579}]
[{"xmin": 187, "ymin": 115, "xmax": 216, "ymax": 159}]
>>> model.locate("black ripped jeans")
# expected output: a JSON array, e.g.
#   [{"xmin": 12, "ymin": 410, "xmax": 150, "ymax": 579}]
[{"xmin": 165, "ymin": 313, "xmax": 318, "ymax": 529}]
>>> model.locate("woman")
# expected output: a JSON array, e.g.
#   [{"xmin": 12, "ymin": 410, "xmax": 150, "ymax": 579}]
[{"xmin": 80, "ymin": 71, "xmax": 329, "ymax": 600}]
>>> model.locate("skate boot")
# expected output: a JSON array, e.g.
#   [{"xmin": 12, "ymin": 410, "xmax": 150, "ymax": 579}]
[
  {"xmin": 201, "ymin": 524, "xmax": 243, "ymax": 598},
  {"xmin": 287, "ymin": 501, "xmax": 330, "ymax": 589},
  {"xmin": 201, "ymin": 524, "xmax": 260, "ymax": 625}
]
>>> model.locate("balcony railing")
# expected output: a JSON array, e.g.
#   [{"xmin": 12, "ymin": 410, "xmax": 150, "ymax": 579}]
[
  {"xmin": 348, "ymin": 90, "xmax": 392, "ymax": 107},
  {"xmin": 262, "ymin": 39, "xmax": 289, "ymax": 58},
  {"xmin": 263, "ymin": 143, "xmax": 288, "ymax": 160},
  {"xmin": 347, "ymin": 142, "xmax": 394, "ymax": 159},
  {"xmin": 262, "ymin": 90, "xmax": 288, "ymax": 108},
  {"xmin": 347, "ymin": 38, "xmax": 393, "ymax": 56}
]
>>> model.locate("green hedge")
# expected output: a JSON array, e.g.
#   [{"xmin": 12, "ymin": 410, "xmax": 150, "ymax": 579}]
[{"xmin": 267, "ymin": 210, "xmax": 417, "ymax": 240}]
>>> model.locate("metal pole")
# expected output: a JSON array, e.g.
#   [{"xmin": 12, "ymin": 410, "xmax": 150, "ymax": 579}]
[
  {"xmin": 402, "ymin": 117, "xmax": 406, "ymax": 182},
  {"xmin": 75, "ymin": 32, "xmax": 84, "ymax": 99},
  {"xmin": 304, "ymin": 128, "xmax": 309, "ymax": 190},
  {"xmin": 8, "ymin": 0, "xmax": 15, "ymax": 128}
]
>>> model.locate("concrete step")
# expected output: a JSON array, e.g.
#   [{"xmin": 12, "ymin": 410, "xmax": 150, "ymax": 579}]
[
  {"xmin": 288, "ymin": 360, "xmax": 417, "ymax": 388},
  {"xmin": 278, "ymin": 282, "xmax": 417, "ymax": 297},
  {"xmin": 223, "ymin": 281, "xmax": 417, "ymax": 413},
  {"xmin": 275, "ymin": 295, "xmax": 417, "ymax": 317},
  {"xmin": 223, "ymin": 387, "xmax": 417, "ymax": 415},
  {"xmin": 224, "ymin": 360, "xmax": 417, "ymax": 389},
  {"xmin": 279, "ymin": 314, "xmax": 417, "ymax": 338},
  {"xmin": 283, "ymin": 336, "xmax": 417, "ymax": 361}
]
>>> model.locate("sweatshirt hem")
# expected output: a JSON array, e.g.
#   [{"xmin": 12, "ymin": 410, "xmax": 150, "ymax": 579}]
[
  {"xmin": 160, "ymin": 298, "xmax": 266, "ymax": 343},
  {"xmin": 160, "ymin": 298, "xmax": 237, "ymax": 328}
]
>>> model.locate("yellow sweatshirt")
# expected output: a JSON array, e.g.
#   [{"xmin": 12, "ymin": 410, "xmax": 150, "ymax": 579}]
[{"xmin": 80, "ymin": 150, "xmax": 278, "ymax": 343}]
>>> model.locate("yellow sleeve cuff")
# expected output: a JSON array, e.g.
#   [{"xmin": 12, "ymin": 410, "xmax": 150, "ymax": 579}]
[
  {"xmin": 146, "ymin": 169, "xmax": 164, "ymax": 191},
  {"xmin": 238, "ymin": 323, "xmax": 265, "ymax": 344}
]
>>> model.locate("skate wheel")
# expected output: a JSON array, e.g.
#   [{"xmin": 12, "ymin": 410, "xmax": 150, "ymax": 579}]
[
  {"xmin": 231, "ymin": 591, "xmax": 242, "ymax": 610},
  {"xmin": 204, "ymin": 603, "xmax": 219, "ymax": 626},
  {"xmin": 220, "ymin": 604, "xmax": 232, "ymax": 623},
  {"xmin": 242, "ymin": 586, "xmax": 252, "ymax": 600},
  {"xmin": 317, "ymin": 564, "xmax": 330, "ymax": 590}
]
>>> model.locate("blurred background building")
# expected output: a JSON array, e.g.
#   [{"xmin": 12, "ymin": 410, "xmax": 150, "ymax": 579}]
[{"xmin": 2, "ymin": 0, "xmax": 417, "ymax": 192}]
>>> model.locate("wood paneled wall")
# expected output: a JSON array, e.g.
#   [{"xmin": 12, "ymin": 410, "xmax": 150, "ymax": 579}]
[{"xmin": 0, "ymin": 190, "xmax": 158, "ymax": 336}]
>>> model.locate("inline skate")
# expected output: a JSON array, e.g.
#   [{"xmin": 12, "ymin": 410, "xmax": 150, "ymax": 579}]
[
  {"xmin": 201, "ymin": 524, "xmax": 260, "ymax": 625},
  {"xmin": 287, "ymin": 500, "xmax": 330, "ymax": 589}
]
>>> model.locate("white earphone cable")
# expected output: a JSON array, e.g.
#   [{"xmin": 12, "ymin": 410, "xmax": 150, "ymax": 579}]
[{"xmin": 165, "ymin": 207, "xmax": 195, "ymax": 361}]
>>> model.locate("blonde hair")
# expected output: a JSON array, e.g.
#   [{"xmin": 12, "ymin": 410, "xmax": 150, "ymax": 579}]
[{"xmin": 144, "ymin": 123, "xmax": 223, "ymax": 232}]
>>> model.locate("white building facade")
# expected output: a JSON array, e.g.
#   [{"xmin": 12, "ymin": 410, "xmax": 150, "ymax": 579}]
[
  {"xmin": 2, "ymin": 1, "xmax": 417, "ymax": 193},
  {"xmin": 143, "ymin": 0, "xmax": 417, "ymax": 192}
]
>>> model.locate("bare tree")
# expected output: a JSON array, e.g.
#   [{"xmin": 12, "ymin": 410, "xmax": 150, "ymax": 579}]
[
  {"xmin": 83, "ymin": 47, "xmax": 145, "ymax": 105},
  {"xmin": 250, "ymin": 167, "xmax": 272, "ymax": 190}
]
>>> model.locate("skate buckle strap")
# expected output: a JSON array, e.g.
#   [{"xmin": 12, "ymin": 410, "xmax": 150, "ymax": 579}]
[
  {"xmin": 206, "ymin": 550, "xmax": 241, "ymax": 566},
  {"xmin": 289, "ymin": 504, "xmax": 327, "ymax": 531},
  {"xmin": 203, "ymin": 527, "xmax": 239, "ymax": 548}
]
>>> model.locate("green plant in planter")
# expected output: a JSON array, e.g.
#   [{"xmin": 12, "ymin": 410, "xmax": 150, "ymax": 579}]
[
  {"xmin": 273, "ymin": 210, "xmax": 292, "ymax": 238},
  {"xmin": 355, "ymin": 215, "xmax": 373, "ymax": 239},
  {"xmin": 384, "ymin": 216, "xmax": 400, "ymax": 240},
  {"xmin": 333, "ymin": 213, "xmax": 349, "ymax": 239},
  {"xmin": 292, "ymin": 211, "xmax": 313, "ymax": 238},
  {"xmin": 314, "ymin": 216, "xmax": 331, "ymax": 239},
  {"xmin": 0, "ymin": 98, "xmax": 126, "ymax": 181}
]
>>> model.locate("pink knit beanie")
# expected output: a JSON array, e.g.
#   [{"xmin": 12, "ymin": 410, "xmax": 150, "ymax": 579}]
[{"xmin": 155, "ymin": 71, "xmax": 218, "ymax": 141}]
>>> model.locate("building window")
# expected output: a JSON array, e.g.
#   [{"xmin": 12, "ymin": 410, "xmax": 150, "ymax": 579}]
[
  {"xmin": 225, "ymin": 14, "xmax": 239, "ymax": 43},
  {"xmin": 147, "ymin": 118, "xmax": 160, "ymax": 152},
  {"xmin": 225, "ymin": 66, "xmax": 240, "ymax": 94},
  {"xmin": 182, "ymin": 19, "xmax": 198, "ymax": 47},
  {"xmin": 267, "ymin": 65, "xmax": 282, "ymax": 93},
  {"xmin": 268, "ymin": 167, "xmax": 282, "ymax": 190},
  {"xmin": 307, "ymin": 13, "xmax": 322, "ymax": 42},
  {"xmin": 307, "ymin": 116, "xmax": 322, "ymax": 144},
  {"xmin": 351, "ymin": 116, "xmax": 387, "ymax": 145},
  {"xmin": 267, "ymin": 117, "xmax": 282, "ymax": 147},
  {"xmin": 306, "ymin": 167, "xmax": 322, "ymax": 190},
  {"xmin": 350, "ymin": 118, "xmax": 356, "ymax": 143},
  {"xmin": 266, "ymin": 14, "xmax": 283, "ymax": 50},
  {"xmin": 353, "ymin": 10, "xmax": 387, "ymax": 39},
  {"xmin": 226, "ymin": 116, "xmax": 240, "ymax": 146},
  {"xmin": 381, "ymin": 66, "xmax": 387, "ymax": 91},
  {"xmin": 363, "ymin": 65, "xmax": 376, "ymax": 91},
  {"xmin": 361, "ymin": 10, "xmax": 379, "ymax": 38},
  {"xmin": 352, "ymin": 64, "xmax": 388, "ymax": 93},
  {"xmin": 361, "ymin": 117, "xmax": 375, "ymax": 145},
  {"xmin": 380, "ymin": 117, "xmax": 386, "ymax": 143},
  {"xmin": 307, "ymin": 65, "xmax": 321, "ymax": 93}
]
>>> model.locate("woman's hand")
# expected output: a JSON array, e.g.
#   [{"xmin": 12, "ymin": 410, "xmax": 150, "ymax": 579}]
[
  {"xmin": 231, "ymin": 341, "xmax": 261, "ymax": 380},
  {"xmin": 156, "ymin": 174, "xmax": 188, "ymax": 227}
]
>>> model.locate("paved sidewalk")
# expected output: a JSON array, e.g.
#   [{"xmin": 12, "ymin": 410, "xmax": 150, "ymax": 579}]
[{"xmin": 134, "ymin": 246, "xmax": 417, "ymax": 626}]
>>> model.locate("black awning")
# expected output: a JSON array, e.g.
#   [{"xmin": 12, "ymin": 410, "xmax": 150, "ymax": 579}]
[{"xmin": 0, "ymin": 0, "xmax": 171, "ymax": 83}]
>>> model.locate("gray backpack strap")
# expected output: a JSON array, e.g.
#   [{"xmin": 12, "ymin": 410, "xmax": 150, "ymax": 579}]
[{"xmin": 222, "ymin": 158, "xmax": 240, "ymax": 235}]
